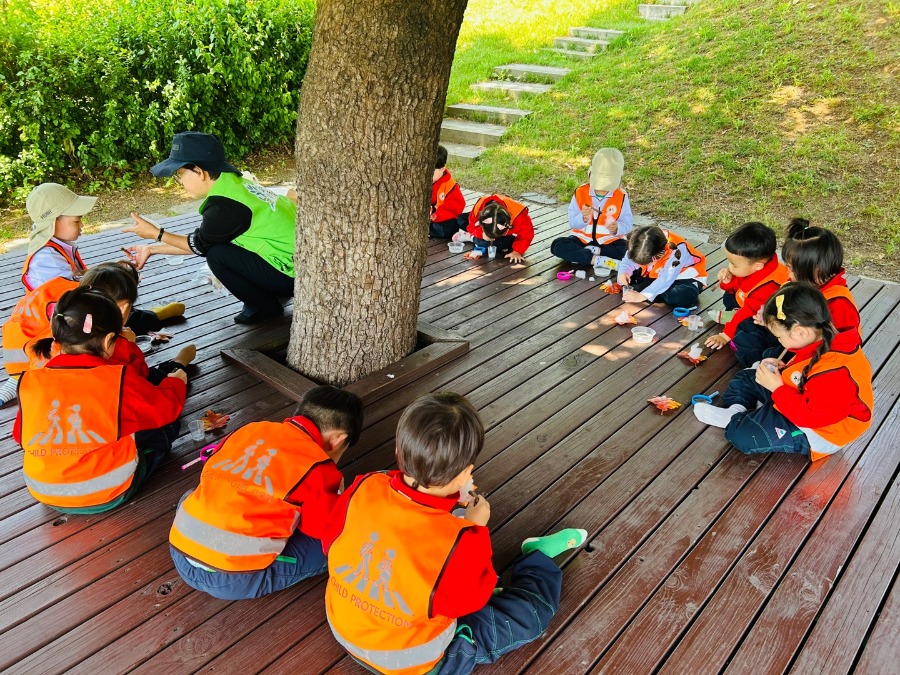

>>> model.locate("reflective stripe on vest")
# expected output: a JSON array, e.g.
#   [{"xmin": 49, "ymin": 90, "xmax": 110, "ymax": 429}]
[
  {"xmin": 23, "ymin": 456, "xmax": 138, "ymax": 498},
  {"xmin": 169, "ymin": 420, "xmax": 324, "ymax": 571},
  {"xmin": 330, "ymin": 621, "xmax": 456, "ymax": 672},
  {"xmin": 21, "ymin": 241, "xmax": 85, "ymax": 291},
  {"xmin": 572, "ymin": 184, "xmax": 625, "ymax": 245},
  {"xmin": 201, "ymin": 173, "xmax": 297, "ymax": 278},
  {"xmin": 172, "ymin": 503, "xmax": 289, "ymax": 558}
]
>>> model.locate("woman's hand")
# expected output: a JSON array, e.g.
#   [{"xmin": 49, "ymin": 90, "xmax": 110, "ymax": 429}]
[
  {"xmin": 124, "ymin": 246, "xmax": 153, "ymax": 270},
  {"xmin": 506, "ymin": 251, "xmax": 525, "ymax": 263},
  {"xmin": 122, "ymin": 212, "xmax": 161, "ymax": 240}
]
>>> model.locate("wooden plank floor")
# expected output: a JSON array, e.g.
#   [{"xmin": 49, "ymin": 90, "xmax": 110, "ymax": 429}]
[{"xmin": 1, "ymin": 192, "xmax": 898, "ymax": 674}]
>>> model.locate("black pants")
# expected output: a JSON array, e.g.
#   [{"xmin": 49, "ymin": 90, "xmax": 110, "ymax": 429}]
[
  {"xmin": 125, "ymin": 309, "xmax": 162, "ymax": 335},
  {"xmin": 429, "ymin": 214, "xmax": 468, "ymax": 238},
  {"xmin": 550, "ymin": 236, "xmax": 627, "ymax": 265},
  {"xmin": 205, "ymin": 243, "xmax": 294, "ymax": 317},
  {"xmin": 631, "ymin": 272, "xmax": 704, "ymax": 307}
]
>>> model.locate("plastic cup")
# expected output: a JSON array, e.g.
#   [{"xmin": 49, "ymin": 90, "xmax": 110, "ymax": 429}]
[
  {"xmin": 488, "ymin": 246, "xmax": 497, "ymax": 260},
  {"xmin": 189, "ymin": 420, "xmax": 205, "ymax": 441},
  {"xmin": 134, "ymin": 336, "xmax": 154, "ymax": 354},
  {"xmin": 631, "ymin": 326, "xmax": 657, "ymax": 344}
]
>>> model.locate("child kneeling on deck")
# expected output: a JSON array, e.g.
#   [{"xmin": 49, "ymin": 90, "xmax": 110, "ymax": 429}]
[
  {"xmin": 15, "ymin": 288, "xmax": 188, "ymax": 513},
  {"xmin": 322, "ymin": 392, "xmax": 586, "ymax": 675},
  {"xmin": 455, "ymin": 194, "xmax": 534, "ymax": 263},
  {"xmin": 616, "ymin": 226, "xmax": 708, "ymax": 307},
  {"xmin": 169, "ymin": 386, "xmax": 364, "ymax": 600},
  {"xmin": 694, "ymin": 283, "xmax": 873, "ymax": 461}
]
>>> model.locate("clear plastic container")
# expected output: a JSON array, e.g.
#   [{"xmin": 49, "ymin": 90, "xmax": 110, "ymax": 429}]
[
  {"xmin": 135, "ymin": 336, "xmax": 154, "ymax": 354},
  {"xmin": 448, "ymin": 242, "xmax": 465, "ymax": 254},
  {"xmin": 631, "ymin": 326, "xmax": 656, "ymax": 344}
]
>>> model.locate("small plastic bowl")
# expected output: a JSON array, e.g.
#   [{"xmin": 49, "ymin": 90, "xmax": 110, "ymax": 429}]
[
  {"xmin": 448, "ymin": 242, "xmax": 465, "ymax": 254},
  {"xmin": 134, "ymin": 335, "xmax": 154, "ymax": 354},
  {"xmin": 631, "ymin": 326, "xmax": 656, "ymax": 344},
  {"xmin": 165, "ymin": 255, "xmax": 184, "ymax": 265},
  {"xmin": 556, "ymin": 271, "xmax": 573, "ymax": 281}
]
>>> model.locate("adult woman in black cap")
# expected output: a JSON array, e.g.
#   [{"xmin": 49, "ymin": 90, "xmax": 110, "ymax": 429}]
[{"xmin": 124, "ymin": 131, "xmax": 296, "ymax": 324}]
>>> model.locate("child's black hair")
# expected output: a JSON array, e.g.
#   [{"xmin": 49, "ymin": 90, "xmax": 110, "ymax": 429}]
[
  {"xmin": 763, "ymin": 282, "xmax": 836, "ymax": 394},
  {"xmin": 293, "ymin": 386, "xmax": 364, "ymax": 447},
  {"xmin": 724, "ymin": 222, "xmax": 777, "ymax": 262},
  {"xmin": 627, "ymin": 226, "xmax": 670, "ymax": 266},
  {"xmin": 478, "ymin": 201, "xmax": 512, "ymax": 241},
  {"xmin": 436, "ymin": 144, "xmax": 448, "ymax": 170},
  {"xmin": 80, "ymin": 262, "xmax": 139, "ymax": 306},
  {"xmin": 31, "ymin": 287, "xmax": 123, "ymax": 360},
  {"xmin": 395, "ymin": 392, "xmax": 484, "ymax": 489},
  {"xmin": 781, "ymin": 218, "xmax": 844, "ymax": 286}
]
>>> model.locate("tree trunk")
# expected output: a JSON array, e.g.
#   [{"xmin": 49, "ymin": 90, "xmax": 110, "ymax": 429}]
[{"xmin": 288, "ymin": 0, "xmax": 469, "ymax": 386}]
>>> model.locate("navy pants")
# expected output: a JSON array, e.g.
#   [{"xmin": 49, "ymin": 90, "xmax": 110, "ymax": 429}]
[
  {"xmin": 722, "ymin": 369, "xmax": 811, "ymax": 457},
  {"xmin": 430, "ymin": 215, "xmax": 468, "ymax": 239},
  {"xmin": 125, "ymin": 309, "xmax": 162, "ymax": 335},
  {"xmin": 205, "ymin": 243, "xmax": 293, "ymax": 319},
  {"xmin": 435, "ymin": 552, "xmax": 562, "ymax": 675},
  {"xmin": 472, "ymin": 235, "xmax": 515, "ymax": 254},
  {"xmin": 550, "ymin": 236, "xmax": 627, "ymax": 266},
  {"xmin": 732, "ymin": 320, "xmax": 782, "ymax": 367},
  {"xmin": 171, "ymin": 529, "xmax": 328, "ymax": 600},
  {"xmin": 631, "ymin": 273, "xmax": 704, "ymax": 308}
]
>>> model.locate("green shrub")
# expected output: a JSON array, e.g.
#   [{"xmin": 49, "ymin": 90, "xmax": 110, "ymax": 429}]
[{"xmin": 0, "ymin": 0, "xmax": 315, "ymax": 204}]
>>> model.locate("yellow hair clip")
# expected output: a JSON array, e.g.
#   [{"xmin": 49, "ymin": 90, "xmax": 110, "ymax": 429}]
[{"xmin": 775, "ymin": 294, "xmax": 786, "ymax": 320}]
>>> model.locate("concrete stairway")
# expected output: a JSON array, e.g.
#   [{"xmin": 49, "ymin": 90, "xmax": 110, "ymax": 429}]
[
  {"xmin": 638, "ymin": 4, "xmax": 688, "ymax": 21},
  {"xmin": 546, "ymin": 26, "xmax": 624, "ymax": 60},
  {"xmin": 441, "ymin": 64, "xmax": 567, "ymax": 164}
]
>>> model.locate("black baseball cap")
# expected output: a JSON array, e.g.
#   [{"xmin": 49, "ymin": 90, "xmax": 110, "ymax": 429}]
[{"xmin": 150, "ymin": 131, "xmax": 240, "ymax": 177}]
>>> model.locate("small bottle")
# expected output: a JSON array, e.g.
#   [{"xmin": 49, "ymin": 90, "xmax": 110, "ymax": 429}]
[{"xmin": 488, "ymin": 245, "xmax": 497, "ymax": 260}]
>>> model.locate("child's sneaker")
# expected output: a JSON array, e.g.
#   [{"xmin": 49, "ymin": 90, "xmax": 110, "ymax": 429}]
[
  {"xmin": 0, "ymin": 378, "xmax": 18, "ymax": 407},
  {"xmin": 693, "ymin": 402, "xmax": 747, "ymax": 428},
  {"xmin": 707, "ymin": 309, "xmax": 737, "ymax": 325},
  {"xmin": 521, "ymin": 528, "xmax": 588, "ymax": 558},
  {"xmin": 452, "ymin": 230, "xmax": 473, "ymax": 243}
]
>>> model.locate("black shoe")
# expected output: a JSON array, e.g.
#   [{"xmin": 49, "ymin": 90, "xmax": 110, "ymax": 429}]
[{"xmin": 233, "ymin": 306, "xmax": 284, "ymax": 325}]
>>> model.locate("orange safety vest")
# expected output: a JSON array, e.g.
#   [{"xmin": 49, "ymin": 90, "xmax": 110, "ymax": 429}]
[
  {"xmin": 21, "ymin": 240, "xmax": 86, "ymax": 291},
  {"xmin": 471, "ymin": 194, "xmax": 528, "ymax": 227},
  {"xmin": 2, "ymin": 277, "xmax": 78, "ymax": 376},
  {"xmin": 432, "ymin": 174, "xmax": 458, "ymax": 212},
  {"xmin": 571, "ymin": 184, "xmax": 626, "ymax": 245},
  {"xmin": 326, "ymin": 473, "xmax": 475, "ymax": 675},
  {"xmin": 735, "ymin": 261, "xmax": 789, "ymax": 306},
  {"xmin": 170, "ymin": 420, "xmax": 328, "ymax": 571},
  {"xmin": 821, "ymin": 283, "xmax": 862, "ymax": 337},
  {"xmin": 644, "ymin": 231, "xmax": 708, "ymax": 282},
  {"xmin": 19, "ymin": 365, "xmax": 137, "ymax": 509},
  {"xmin": 776, "ymin": 346, "xmax": 874, "ymax": 461}
]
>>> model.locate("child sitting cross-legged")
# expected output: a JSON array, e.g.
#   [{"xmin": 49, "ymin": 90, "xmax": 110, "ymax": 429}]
[
  {"xmin": 15, "ymin": 287, "xmax": 188, "ymax": 513},
  {"xmin": 617, "ymin": 226, "xmax": 708, "ymax": 307},
  {"xmin": 694, "ymin": 283, "xmax": 873, "ymax": 462},
  {"xmin": 704, "ymin": 222, "xmax": 789, "ymax": 366},
  {"xmin": 322, "ymin": 392, "xmax": 586, "ymax": 675},
  {"xmin": 169, "ymin": 386, "xmax": 364, "ymax": 600}
]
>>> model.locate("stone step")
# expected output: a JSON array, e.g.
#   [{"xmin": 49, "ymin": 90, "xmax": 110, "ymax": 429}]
[
  {"xmin": 542, "ymin": 48, "xmax": 600, "ymax": 61},
  {"xmin": 570, "ymin": 27, "xmax": 625, "ymax": 41},
  {"xmin": 445, "ymin": 103, "xmax": 531, "ymax": 125},
  {"xmin": 659, "ymin": 0, "xmax": 701, "ymax": 5},
  {"xmin": 553, "ymin": 36, "xmax": 609, "ymax": 53},
  {"xmin": 638, "ymin": 4, "xmax": 688, "ymax": 19},
  {"xmin": 471, "ymin": 81, "xmax": 554, "ymax": 98},
  {"xmin": 440, "ymin": 118, "xmax": 507, "ymax": 147},
  {"xmin": 492, "ymin": 63, "xmax": 571, "ymax": 83},
  {"xmin": 442, "ymin": 142, "xmax": 486, "ymax": 166}
]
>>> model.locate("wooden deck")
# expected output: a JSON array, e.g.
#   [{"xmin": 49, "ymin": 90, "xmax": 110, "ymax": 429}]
[{"xmin": 1, "ymin": 192, "xmax": 898, "ymax": 674}]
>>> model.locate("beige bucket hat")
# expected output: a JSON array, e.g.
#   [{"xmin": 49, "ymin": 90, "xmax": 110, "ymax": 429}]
[
  {"xmin": 589, "ymin": 148, "xmax": 625, "ymax": 193},
  {"xmin": 25, "ymin": 183, "xmax": 97, "ymax": 254}
]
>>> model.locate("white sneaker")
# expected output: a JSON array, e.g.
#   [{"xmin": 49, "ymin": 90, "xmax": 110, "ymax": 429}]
[
  {"xmin": 693, "ymin": 403, "xmax": 747, "ymax": 428},
  {"xmin": 452, "ymin": 230, "xmax": 473, "ymax": 243}
]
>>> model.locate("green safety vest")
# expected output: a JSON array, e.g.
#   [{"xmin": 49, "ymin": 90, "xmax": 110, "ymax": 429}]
[{"xmin": 201, "ymin": 173, "xmax": 297, "ymax": 278}]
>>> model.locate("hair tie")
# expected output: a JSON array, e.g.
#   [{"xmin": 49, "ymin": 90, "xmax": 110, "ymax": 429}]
[
  {"xmin": 775, "ymin": 295, "xmax": 786, "ymax": 320},
  {"xmin": 82, "ymin": 314, "xmax": 93, "ymax": 334}
]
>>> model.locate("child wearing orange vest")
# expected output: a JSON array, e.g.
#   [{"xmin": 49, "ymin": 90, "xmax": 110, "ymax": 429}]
[
  {"xmin": 429, "ymin": 145, "xmax": 467, "ymax": 239},
  {"xmin": 14, "ymin": 288, "xmax": 188, "ymax": 513},
  {"xmin": 704, "ymin": 222, "xmax": 789, "ymax": 366},
  {"xmin": 455, "ymin": 195, "xmax": 534, "ymax": 264},
  {"xmin": 22, "ymin": 183, "xmax": 184, "ymax": 332},
  {"xmin": 694, "ymin": 283, "xmax": 873, "ymax": 461},
  {"xmin": 550, "ymin": 148, "xmax": 633, "ymax": 276},
  {"xmin": 169, "ymin": 386, "xmax": 363, "ymax": 599},
  {"xmin": 1, "ymin": 263, "xmax": 196, "ymax": 405},
  {"xmin": 617, "ymin": 226, "xmax": 708, "ymax": 307},
  {"xmin": 322, "ymin": 392, "xmax": 587, "ymax": 675}
]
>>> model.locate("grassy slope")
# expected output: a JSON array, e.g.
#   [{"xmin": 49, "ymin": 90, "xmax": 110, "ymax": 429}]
[{"xmin": 450, "ymin": 0, "xmax": 899, "ymax": 276}]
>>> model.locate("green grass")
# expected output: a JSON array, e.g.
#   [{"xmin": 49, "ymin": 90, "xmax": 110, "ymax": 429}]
[{"xmin": 449, "ymin": 0, "xmax": 900, "ymax": 269}]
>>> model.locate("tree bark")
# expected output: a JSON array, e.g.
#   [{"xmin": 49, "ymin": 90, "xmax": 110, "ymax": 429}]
[{"xmin": 288, "ymin": 0, "xmax": 469, "ymax": 386}]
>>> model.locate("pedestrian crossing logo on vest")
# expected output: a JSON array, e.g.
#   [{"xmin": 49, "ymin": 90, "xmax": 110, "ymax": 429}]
[
  {"xmin": 209, "ymin": 439, "xmax": 278, "ymax": 495},
  {"xmin": 28, "ymin": 400, "xmax": 107, "ymax": 448},
  {"xmin": 242, "ymin": 182, "xmax": 279, "ymax": 212},
  {"xmin": 330, "ymin": 532, "xmax": 415, "ymax": 627}
]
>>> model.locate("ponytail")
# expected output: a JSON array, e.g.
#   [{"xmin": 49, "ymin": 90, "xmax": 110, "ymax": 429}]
[
  {"xmin": 477, "ymin": 200, "xmax": 512, "ymax": 240},
  {"xmin": 30, "ymin": 337, "xmax": 55, "ymax": 361},
  {"xmin": 763, "ymin": 282, "xmax": 836, "ymax": 394}
]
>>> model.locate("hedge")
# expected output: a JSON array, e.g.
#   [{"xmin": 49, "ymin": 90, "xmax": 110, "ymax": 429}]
[{"xmin": 0, "ymin": 0, "xmax": 316, "ymax": 204}]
